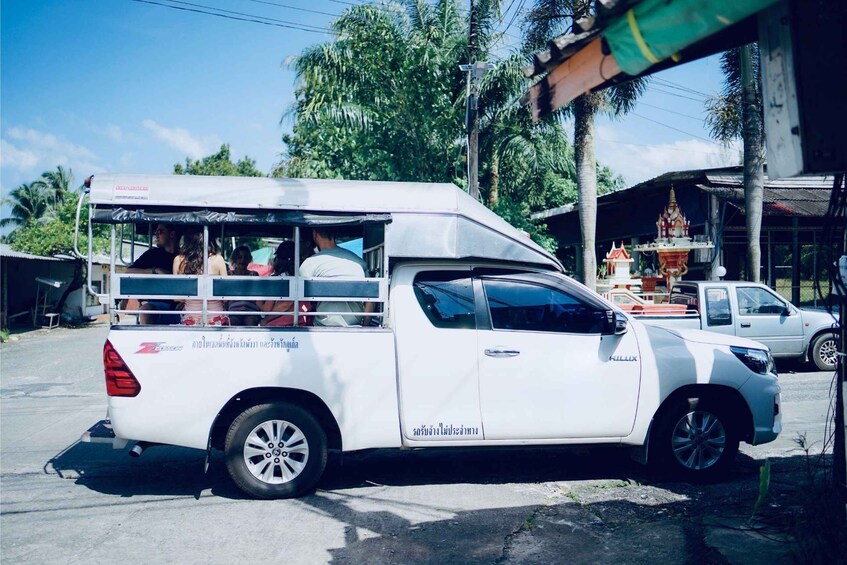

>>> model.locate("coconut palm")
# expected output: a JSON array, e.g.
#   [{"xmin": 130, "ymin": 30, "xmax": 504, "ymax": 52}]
[
  {"xmin": 523, "ymin": 0, "xmax": 647, "ymax": 290},
  {"xmin": 477, "ymin": 51, "xmax": 576, "ymax": 210},
  {"xmin": 38, "ymin": 165, "xmax": 74, "ymax": 208},
  {"xmin": 706, "ymin": 44, "xmax": 764, "ymax": 282},
  {"xmin": 280, "ymin": 0, "xmax": 471, "ymax": 182},
  {"xmin": 0, "ymin": 182, "xmax": 50, "ymax": 232}
]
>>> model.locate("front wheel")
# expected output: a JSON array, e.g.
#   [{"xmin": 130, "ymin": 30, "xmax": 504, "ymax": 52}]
[
  {"xmin": 810, "ymin": 333, "xmax": 838, "ymax": 372},
  {"xmin": 650, "ymin": 398, "xmax": 739, "ymax": 482},
  {"xmin": 225, "ymin": 402, "xmax": 327, "ymax": 499}
]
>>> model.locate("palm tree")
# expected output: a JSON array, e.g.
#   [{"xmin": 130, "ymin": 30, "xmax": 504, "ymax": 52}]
[
  {"xmin": 38, "ymin": 166, "xmax": 74, "ymax": 208},
  {"xmin": 0, "ymin": 182, "xmax": 50, "ymax": 233},
  {"xmin": 524, "ymin": 0, "xmax": 647, "ymax": 290},
  {"xmin": 477, "ymin": 51, "xmax": 575, "ymax": 210},
  {"xmin": 281, "ymin": 1, "xmax": 471, "ymax": 183},
  {"xmin": 706, "ymin": 44, "xmax": 764, "ymax": 282}
]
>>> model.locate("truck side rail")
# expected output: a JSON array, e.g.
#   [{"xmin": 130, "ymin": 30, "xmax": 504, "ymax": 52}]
[{"xmin": 112, "ymin": 273, "xmax": 387, "ymax": 325}]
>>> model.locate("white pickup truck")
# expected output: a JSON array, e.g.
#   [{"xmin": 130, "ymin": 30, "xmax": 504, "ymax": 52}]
[
  {"xmin": 632, "ymin": 282, "xmax": 839, "ymax": 371},
  {"xmin": 81, "ymin": 174, "xmax": 781, "ymax": 499}
]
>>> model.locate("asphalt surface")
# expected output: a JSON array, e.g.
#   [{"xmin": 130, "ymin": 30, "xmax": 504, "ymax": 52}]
[{"xmin": 0, "ymin": 323, "xmax": 837, "ymax": 563}]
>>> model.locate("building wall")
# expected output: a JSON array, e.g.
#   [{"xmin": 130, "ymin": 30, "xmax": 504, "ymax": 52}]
[{"xmin": 0, "ymin": 257, "xmax": 75, "ymax": 326}]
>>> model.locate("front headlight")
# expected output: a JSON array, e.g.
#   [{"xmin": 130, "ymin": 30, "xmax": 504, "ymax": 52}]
[{"xmin": 730, "ymin": 346, "xmax": 777, "ymax": 376}]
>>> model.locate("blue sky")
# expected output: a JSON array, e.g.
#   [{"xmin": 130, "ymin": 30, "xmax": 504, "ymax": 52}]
[{"xmin": 1, "ymin": 0, "xmax": 739, "ymax": 209}]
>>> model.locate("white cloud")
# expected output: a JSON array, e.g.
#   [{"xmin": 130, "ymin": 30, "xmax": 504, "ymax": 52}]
[
  {"xmin": 595, "ymin": 132, "xmax": 741, "ymax": 186},
  {"xmin": 1, "ymin": 127, "xmax": 103, "ymax": 176},
  {"xmin": 96, "ymin": 123, "xmax": 124, "ymax": 142},
  {"xmin": 0, "ymin": 139, "xmax": 39, "ymax": 171},
  {"xmin": 141, "ymin": 119, "xmax": 221, "ymax": 159},
  {"xmin": 119, "ymin": 152, "xmax": 136, "ymax": 169}
]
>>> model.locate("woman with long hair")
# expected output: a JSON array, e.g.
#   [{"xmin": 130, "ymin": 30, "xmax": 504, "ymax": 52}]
[{"xmin": 173, "ymin": 228, "xmax": 229, "ymax": 326}]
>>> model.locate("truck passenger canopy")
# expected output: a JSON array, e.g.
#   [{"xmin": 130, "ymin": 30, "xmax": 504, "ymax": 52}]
[
  {"xmin": 87, "ymin": 174, "xmax": 560, "ymax": 269},
  {"xmin": 83, "ymin": 174, "xmax": 561, "ymax": 327}
]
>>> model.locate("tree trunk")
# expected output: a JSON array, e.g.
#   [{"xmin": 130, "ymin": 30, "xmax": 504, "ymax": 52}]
[
  {"xmin": 488, "ymin": 151, "xmax": 499, "ymax": 208},
  {"xmin": 740, "ymin": 44, "xmax": 764, "ymax": 283},
  {"xmin": 574, "ymin": 94, "xmax": 600, "ymax": 291}
]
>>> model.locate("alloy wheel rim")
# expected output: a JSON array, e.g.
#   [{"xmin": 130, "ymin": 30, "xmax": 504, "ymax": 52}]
[
  {"xmin": 243, "ymin": 419, "xmax": 309, "ymax": 484},
  {"xmin": 671, "ymin": 410, "xmax": 726, "ymax": 470},
  {"xmin": 819, "ymin": 339, "xmax": 838, "ymax": 368}
]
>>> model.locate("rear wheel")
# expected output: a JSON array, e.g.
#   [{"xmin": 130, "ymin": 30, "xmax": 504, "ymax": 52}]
[
  {"xmin": 225, "ymin": 402, "xmax": 327, "ymax": 499},
  {"xmin": 810, "ymin": 333, "xmax": 838, "ymax": 372},
  {"xmin": 651, "ymin": 398, "xmax": 739, "ymax": 482}
]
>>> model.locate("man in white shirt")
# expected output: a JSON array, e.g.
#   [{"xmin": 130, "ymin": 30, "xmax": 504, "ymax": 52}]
[{"xmin": 299, "ymin": 228, "xmax": 370, "ymax": 326}]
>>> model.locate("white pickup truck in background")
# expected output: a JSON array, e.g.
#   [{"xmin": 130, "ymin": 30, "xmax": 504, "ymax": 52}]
[
  {"xmin": 632, "ymin": 281, "xmax": 839, "ymax": 371},
  {"xmin": 82, "ymin": 174, "xmax": 783, "ymax": 499}
]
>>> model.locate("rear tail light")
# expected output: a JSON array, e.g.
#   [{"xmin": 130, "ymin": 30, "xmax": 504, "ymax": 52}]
[{"xmin": 104, "ymin": 340, "xmax": 141, "ymax": 397}]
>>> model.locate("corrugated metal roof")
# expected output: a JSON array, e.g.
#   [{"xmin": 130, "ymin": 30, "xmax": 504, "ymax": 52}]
[
  {"xmin": 697, "ymin": 185, "xmax": 833, "ymax": 217},
  {"xmin": 0, "ymin": 244, "xmax": 71, "ymax": 262},
  {"xmin": 533, "ymin": 166, "xmax": 837, "ymax": 221},
  {"xmin": 705, "ymin": 171, "xmax": 836, "ymax": 189}
]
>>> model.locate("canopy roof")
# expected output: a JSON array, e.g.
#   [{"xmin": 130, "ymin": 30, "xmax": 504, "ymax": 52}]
[{"xmin": 88, "ymin": 174, "xmax": 562, "ymax": 271}]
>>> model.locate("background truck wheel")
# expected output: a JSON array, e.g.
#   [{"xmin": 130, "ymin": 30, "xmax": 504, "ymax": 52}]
[
  {"xmin": 810, "ymin": 333, "xmax": 838, "ymax": 372},
  {"xmin": 225, "ymin": 402, "xmax": 327, "ymax": 499},
  {"xmin": 651, "ymin": 398, "xmax": 739, "ymax": 482}
]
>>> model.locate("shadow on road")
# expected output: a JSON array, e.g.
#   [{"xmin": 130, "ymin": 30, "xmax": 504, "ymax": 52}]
[
  {"xmin": 43, "ymin": 440, "xmax": 836, "ymax": 562},
  {"xmin": 47, "ymin": 439, "xmax": 775, "ymax": 499}
]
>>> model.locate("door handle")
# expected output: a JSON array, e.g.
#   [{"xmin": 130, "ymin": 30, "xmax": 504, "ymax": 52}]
[
  {"xmin": 484, "ymin": 348, "xmax": 520, "ymax": 358},
  {"xmin": 740, "ymin": 322, "xmax": 751, "ymax": 328}
]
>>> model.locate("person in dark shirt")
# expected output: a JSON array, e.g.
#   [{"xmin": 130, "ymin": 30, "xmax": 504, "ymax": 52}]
[{"xmin": 127, "ymin": 224, "xmax": 180, "ymax": 324}]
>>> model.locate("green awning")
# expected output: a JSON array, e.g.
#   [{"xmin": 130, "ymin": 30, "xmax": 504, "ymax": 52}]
[{"xmin": 606, "ymin": 0, "xmax": 778, "ymax": 76}]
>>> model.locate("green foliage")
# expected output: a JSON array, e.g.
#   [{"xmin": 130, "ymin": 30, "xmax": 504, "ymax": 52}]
[
  {"xmin": 491, "ymin": 198, "xmax": 557, "ymax": 253},
  {"xmin": 10, "ymin": 190, "xmax": 108, "ymax": 257},
  {"xmin": 174, "ymin": 144, "xmax": 264, "ymax": 177},
  {"xmin": 1, "ymin": 182, "xmax": 50, "ymax": 232},
  {"xmin": 705, "ymin": 44, "xmax": 761, "ymax": 142},
  {"xmin": 278, "ymin": 1, "xmax": 468, "ymax": 183},
  {"xmin": 751, "ymin": 458, "xmax": 771, "ymax": 519},
  {"xmin": 597, "ymin": 164, "xmax": 626, "ymax": 194}
]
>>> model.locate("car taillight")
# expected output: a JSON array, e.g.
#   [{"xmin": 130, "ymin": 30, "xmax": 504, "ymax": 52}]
[{"xmin": 104, "ymin": 340, "xmax": 141, "ymax": 397}]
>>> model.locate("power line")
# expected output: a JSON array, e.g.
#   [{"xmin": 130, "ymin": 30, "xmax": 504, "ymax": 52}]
[
  {"xmin": 243, "ymin": 0, "xmax": 339, "ymax": 18},
  {"xmin": 596, "ymin": 137, "xmax": 734, "ymax": 156},
  {"xmin": 630, "ymin": 112, "xmax": 718, "ymax": 144},
  {"xmin": 649, "ymin": 86, "xmax": 707, "ymax": 103},
  {"xmin": 637, "ymin": 101, "xmax": 705, "ymax": 122},
  {"xmin": 159, "ymin": 0, "xmax": 329, "ymax": 30},
  {"xmin": 652, "ymin": 77, "xmax": 713, "ymax": 98},
  {"xmin": 130, "ymin": 0, "xmax": 332, "ymax": 33}
]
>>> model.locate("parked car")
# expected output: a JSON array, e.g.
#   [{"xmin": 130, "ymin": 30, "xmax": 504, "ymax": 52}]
[
  {"xmin": 631, "ymin": 281, "xmax": 839, "ymax": 371},
  {"xmin": 80, "ymin": 174, "xmax": 782, "ymax": 498}
]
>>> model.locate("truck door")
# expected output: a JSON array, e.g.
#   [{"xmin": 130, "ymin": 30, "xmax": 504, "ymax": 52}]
[
  {"xmin": 392, "ymin": 269, "xmax": 484, "ymax": 441},
  {"xmin": 476, "ymin": 276, "xmax": 641, "ymax": 440},
  {"xmin": 734, "ymin": 285, "xmax": 804, "ymax": 355},
  {"xmin": 701, "ymin": 285, "xmax": 736, "ymax": 336}
]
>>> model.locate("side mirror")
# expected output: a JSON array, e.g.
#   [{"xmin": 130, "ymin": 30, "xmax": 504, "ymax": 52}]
[
  {"xmin": 782, "ymin": 305, "xmax": 792, "ymax": 317},
  {"xmin": 605, "ymin": 310, "xmax": 628, "ymax": 335},
  {"xmin": 615, "ymin": 313, "xmax": 628, "ymax": 335}
]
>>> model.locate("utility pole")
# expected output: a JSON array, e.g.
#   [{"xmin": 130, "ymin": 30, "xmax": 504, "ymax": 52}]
[{"xmin": 460, "ymin": 0, "xmax": 492, "ymax": 202}]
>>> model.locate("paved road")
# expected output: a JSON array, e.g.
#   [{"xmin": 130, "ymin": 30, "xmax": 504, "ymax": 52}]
[{"xmin": 0, "ymin": 324, "xmax": 836, "ymax": 563}]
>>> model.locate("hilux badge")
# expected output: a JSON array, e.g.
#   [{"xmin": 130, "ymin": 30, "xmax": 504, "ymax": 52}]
[{"xmin": 609, "ymin": 355, "xmax": 638, "ymax": 362}]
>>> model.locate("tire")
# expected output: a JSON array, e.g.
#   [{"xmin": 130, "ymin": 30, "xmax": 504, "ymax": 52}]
[
  {"xmin": 650, "ymin": 398, "xmax": 739, "ymax": 482},
  {"xmin": 810, "ymin": 333, "xmax": 838, "ymax": 372},
  {"xmin": 225, "ymin": 402, "xmax": 327, "ymax": 499}
]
